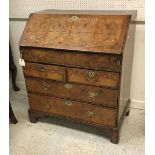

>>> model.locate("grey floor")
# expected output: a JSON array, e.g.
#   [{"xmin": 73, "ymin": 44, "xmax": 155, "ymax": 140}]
[{"xmin": 9, "ymin": 88, "xmax": 145, "ymax": 155}]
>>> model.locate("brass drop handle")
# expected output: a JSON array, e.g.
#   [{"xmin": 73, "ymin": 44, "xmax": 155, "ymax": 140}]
[
  {"xmin": 64, "ymin": 101, "xmax": 73, "ymax": 106},
  {"xmin": 44, "ymin": 102, "xmax": 52, "ymax": 109},
  {"xmin": 88, "ymin": 71, "xmax": 95, "ymax": 78},
  {"xmin": 38, "ymin": 65, "xmax": 46, "ymax": 72},
  {"xmin": 64, "ymin": 83, "xmax": 72, "ymax": 89},
  {"xmin": 43, "ymin": 87, "xmax": 48, "ymax": 91},
  {"xmin": 38, "ymin": 54, "xmax": 43, "ymax": 58},
  {"xmin": 88, "ymin": 92, "xmax": 98, "ymax": 98},
  {"xmin": 87, "ymin": 111, "xmax": 95, "ymax": 117},
  {"xmin": 43, "ymin": 82, "xmax": 50, "ymax": 91},
  {"xmin": 44, "ymin": 104, "xmax": 52, "ymax": 108},
  {"xmin": 40, "ymin": 68, "xmax": 46, "ymax": 72}
]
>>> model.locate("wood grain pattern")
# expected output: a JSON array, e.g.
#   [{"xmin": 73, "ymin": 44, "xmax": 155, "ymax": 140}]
[
  {"xmin": 91, "ymin": 105, "xmax": 117, "ymax": 127},
  {"xmin": 19, "ymin": 14, "xmax": 130, "ymax": 54},
  {"xmin": 28, "ymin": 93, "xmax": 91, "ymax": 122},
  {"xmin": 22, "ymin": 47, "xmax": 122, "ymax": 71},
  {"xmin": 28, "ymin": 93, "xmax": 117, "ymax": 127},
  {"xmin": 23, "ymin": 62, "xmax": 66, "ymax": 81},
  {"xmin": 67, "ymin": 68, "xmax": 120, "ymax": 88},
  {"xmin": 25, "ymin": 77, "xmax": 118, "ymax": 108}
]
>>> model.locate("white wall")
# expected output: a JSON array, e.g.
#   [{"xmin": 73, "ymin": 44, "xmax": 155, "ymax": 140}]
[
  {"xmin": 9, "ymin": 21, "xmax": 26, "ymax": 85},
  {"xmin": 9, "ymin": 21, "xmax": 145, "ymax": 109},
  {"xmin": 9, "ymin": 0, "xmax": 144, "ymax": 21},
  {"xmin": 130, "ymin": 24, "xmax": 145, "ymax": 109}
]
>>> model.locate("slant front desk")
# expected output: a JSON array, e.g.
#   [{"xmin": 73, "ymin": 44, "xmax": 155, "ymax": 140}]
[{"xmin": 19, "ymin": 10, "xmax": 136, "ymax": 143}]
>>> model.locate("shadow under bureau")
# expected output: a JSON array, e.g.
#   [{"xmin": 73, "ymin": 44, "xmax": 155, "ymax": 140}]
[{"xmin": 19, "ymin": 10, "xmax": 136, "ymax": 144}]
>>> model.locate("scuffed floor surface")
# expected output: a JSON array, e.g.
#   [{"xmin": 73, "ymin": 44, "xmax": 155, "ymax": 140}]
[{"xmin": 9, "ymin": 89, "xmax": 145, "ymax": 155}]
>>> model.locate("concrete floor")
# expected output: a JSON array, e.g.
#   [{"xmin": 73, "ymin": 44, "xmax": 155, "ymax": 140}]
[{"xmin": 9, "ymin": 88, "xmax": 145, "ymax": 155}]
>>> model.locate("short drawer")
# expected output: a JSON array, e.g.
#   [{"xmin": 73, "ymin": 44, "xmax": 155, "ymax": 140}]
[
  {"xmin": 67, "ymin": 68, "xmax": 119, "ymax": 89},
  {"xmin": 25, "ymin": 77, "xmax": 118, "ymax": 108},
  {"xmin": 22, "ymin": 47, "xmax": 122, "ymax": 71},
  {"xmin": 28, "ymin": 93, "xmax": 117, "ymax": 127},
  {"xmin": 23, "ymin": 62, "xmax": 66, "ymax": 81}
]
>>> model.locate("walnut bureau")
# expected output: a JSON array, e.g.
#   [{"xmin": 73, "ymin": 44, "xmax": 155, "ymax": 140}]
[{"xmin": 19, "ymin": 10, "xmax": 136, "ymax": 144}]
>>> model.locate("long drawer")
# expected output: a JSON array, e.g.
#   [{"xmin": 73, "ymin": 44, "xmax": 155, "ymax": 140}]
[
  {"xmin": 28, "ymin": 93, "xmax": 117, "ymax": 127},
  {"xmin": 22, "ymin": 47, "xmax": 122, "ymax": 71},
  {"xmin": 25, "ymin": 77, "xmax": 118, "ymax": 108}
]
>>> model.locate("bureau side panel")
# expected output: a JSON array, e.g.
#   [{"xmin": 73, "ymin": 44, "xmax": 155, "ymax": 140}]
[{"xmin": 118, "ymin": 22, "xmax": 136, "ymax": 123}]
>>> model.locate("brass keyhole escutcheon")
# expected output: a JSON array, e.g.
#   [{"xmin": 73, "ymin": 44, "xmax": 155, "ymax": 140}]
[
  {"xmin": 64, "ymin": 101, "xmax": 73, "ymax": 106},
  {"xmin": 88, "ymin": 71, "xmax": 95, "ymax": 78},
  {"xmin": 71, "ymin": 16, "xmax": 79, "ymax": 22}
]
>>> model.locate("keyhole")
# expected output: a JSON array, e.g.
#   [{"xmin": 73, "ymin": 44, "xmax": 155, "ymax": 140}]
[{"xmin": 88, "ymin": 71, "xmax": 95, "ymax": 77}]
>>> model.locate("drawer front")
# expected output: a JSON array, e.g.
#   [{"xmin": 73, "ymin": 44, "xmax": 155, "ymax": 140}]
[
  {"xmin": 28, "ymin": 93, "xmax": 117, "ymax": 127},
  {"xmin": 22, "ymin": 48, "xmax": 121, "ymax": 71},
  {"xmin": 67, "ymin": 68, "xmax": 119, "ymax": 89},
  {"xmin": 23, "ymin": 62, "xmax": 66, "ymax": 81},
  {"xmin": 28, "ymin": 93, "xmax": 92, "ymax": 122},
  {"xmin": 25, "ymin": 78, "xmax": 118, "ymax": 108}
]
